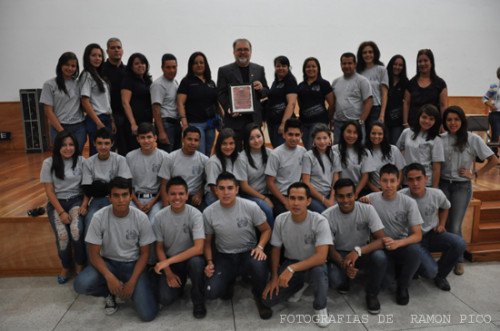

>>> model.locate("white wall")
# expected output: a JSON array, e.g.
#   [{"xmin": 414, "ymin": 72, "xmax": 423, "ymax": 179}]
[{"xmin": 0, "ymin": 0, "xmax": 499, "ymax": 101}]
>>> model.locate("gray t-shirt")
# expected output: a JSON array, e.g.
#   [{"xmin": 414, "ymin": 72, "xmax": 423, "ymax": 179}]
[
  {"xmin": 40, "ymin": 156, "xmax": 84, "ymax": 199},
  {"xmin": 400, "ymin": 188, "xmax": 451, "ymax": 234},
  {"xmin": 158, "ymin": 149, "xmax": 208, "ymax": 194},
  {"xmin": 396, "ymin": 128, "xmax": 445, "ymax": 186},
  {"xmin": 233, "ymin": 148, "xmax": 272, "ymax": 194},
  {"xmin": 271, "ymin": 211, "xmax": 332, "ymax": 261},
  {"xmin": 441, "ymin": 132, "xmax": 493, "ymax": 182},
  {"xmin": 82, "ymin": 152, "xmax": 132, "ymax": 185},
  {"xmin": 367, "ymin": 192, "xmax": 423, "ymax": 240},
  {"xmin": 153, "ymin": 204, "xmax": 205, "ymax": 257},
  {"xmin": 79, "ymin": 71, "xmax": 112, "ymax": 116},
  {"xmin": 322, "ymin": 202, "xmax": 384, "ymax": 251},
  {"xmin": 360, "ymin": 65, "xmax": 389, "ymax": 107},
  {"xmin": 40, "ymin": 77, "xmax": 84, "ymax": 124},
  {"xmin": 265, "ymin": 144, "xmax": 306, "ymax": 195},
  {"xmin": 85, "ymin": 205, "xmax": 156, "ymax": 262},
  {"xmin": 203, "ymin": 197, "xmax": 266, "ymax": 254},
  {"xmin": 331, "ymin": 73, "xmax": 372, "ymax": 121},
  {"xmin": 302, "ymin": 149, "xmax": 342, "ymax": 196},
  {"xmin": 150, "ymin": 76, "xmax": 179, "ymax": 119},
  {"xmin": 205, "ymin": 155, "xmax": 235, "ymax": 194},
  {"xmin": 126, "ymin": 148, "xmax": 167, "ymax": 194},
  {"xmin": 369, "ymin": 145, "xmax": 406, "ymax": 189},
  {"xmin": 332, "ymin": 145, "xmax": 375, "ymax": 186}
]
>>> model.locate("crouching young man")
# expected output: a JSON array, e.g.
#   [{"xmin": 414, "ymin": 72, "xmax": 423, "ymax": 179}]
[
  {"xmin": 74, "ymin": 177, "xmax": 158, "ymax": 321},
  {"xmin": 262, "ymin": 182, "xmax": 332, "ymax": 328},
  {"xmin": 322, "ymin": 178, "xmax": 387, "ymax": 314}
]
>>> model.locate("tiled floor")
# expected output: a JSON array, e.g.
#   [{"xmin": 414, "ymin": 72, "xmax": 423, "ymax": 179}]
[{"xmin": 1, "ymin": 261, "xmax": 499, "ymax": 330}]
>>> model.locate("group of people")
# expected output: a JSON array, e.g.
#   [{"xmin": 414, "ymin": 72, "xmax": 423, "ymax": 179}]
[{"xmin": 39, "ymin": 36, "xmax": 499, "ymax": 327}]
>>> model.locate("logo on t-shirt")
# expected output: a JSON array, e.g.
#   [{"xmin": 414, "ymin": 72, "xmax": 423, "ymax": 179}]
[
  {"xmin": 236, "ymin": 217, "xmax": 249, "ymax": 228},
  {"xmin": 125, "ymin": 229, "xmax": 138, "ymax": 241},
  {"xmin": 304, "ymin": 233, "xmax": 315, "ymax": 245},
  {"xmin": 394, "ymin": 211, "xmax": 406, "ymax": 223},
  {"xmin": 152, "ymin": 163, "xmax": 161, "ymax": 173},
  {"xmin": 192, "ymin": 166, "xmax": 203, "ymax": 175},
  {"xmin": 423, "ymin": 205, "xmax": 435, "ymax": 217},
  {"xmin": 183, "ymin": 223, "xmax": 189, "ymax": 234}
]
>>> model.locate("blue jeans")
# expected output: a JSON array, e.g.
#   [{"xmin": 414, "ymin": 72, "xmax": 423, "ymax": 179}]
[
  {"xmin": 262, "ymin": 259, "xmax": 328, "ymax": 310},
  {"xmin": 190, "ymin": 122, "xmax": 215, "ymax": 156},
  {"xmin": 158, "ymin": 256, "xmax": 205, "ymax": 306},
  {"xmin": 366, "ymin": 105, "xmax": 381, "ymax": 131},
  {"xmin": 417, "ymin": 231, "xmax": 466, "ymax": 279},
  {"xmin": 268, "ymin": 122, "xmax": 285, "ymax": 148},
  {"xmin": 384, "ymin": 244, "xmax": 421, "ymax": 289},
  {"xmin": 131, "ymin": 197, "xmax": 162, "ymax": 264},
  {"xmin": 204, "ymin": 191, "xmax": 217, "ymax": 207},
  {"xmin": 301, "ymin": 121, "xmax": 327, "ymax": 150},
  {"xmin": 327, "ymin": 249, "xmax": 387, "ymax": 295},
  {"xmin": 240, "ymin": 193, "xmax": 275, "ymax": 229},
  {"xmin": 489, "ymin": 112, "xmax": 500, "ymax": 155},
  {"xmin": 439, "ymin": 179, "xmax": 472, "ymax": 263},
  {"xmin": 205, "ymin": 251, "xmax": 269, "ymax": 299},
  {"xmin": 74, "ymin": 259, "xmax": 158, "ymax": 322},
  {"xmin": 387, "ymin": 124, "xmax": 404, "ymax": 145},
  {"xmin": 157, "ymin": 119, "xmax": 182, "ymax": 153},
  {"xmin": 333, "ymin": 120, "xmax": 366, "ymax": 145},
  {"xmin": 50, "ymin": 122, "xmax": 86, "ymax": 155},
  {"xmin": 46, "ymin": 197, "xmax": 86, "ymax": 269},
  {"xmin": 308, "ymin": 193, "xmax": 331, "ymax": 214},
  {"xmin": 86, "ymin": 114, "xmax": 113, "ymax": 156}
]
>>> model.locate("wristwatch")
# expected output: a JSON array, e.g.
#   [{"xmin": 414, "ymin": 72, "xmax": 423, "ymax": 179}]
[
  {"xmin": 354, "ymin": 246, "xmax": 362, "ymax": 256},
  {"xmin": 358, "ymin": 119, "xmax": 364, "ymax": 126}
]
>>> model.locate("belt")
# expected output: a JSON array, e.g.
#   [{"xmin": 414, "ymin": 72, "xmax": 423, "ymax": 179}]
[
  {"xmin": 163, "ymin": 117, "xmax": 179, "ymax": 124},
  {"xmin": 137, "ymin": 193, "xmax": 156, "ymax": 199}
]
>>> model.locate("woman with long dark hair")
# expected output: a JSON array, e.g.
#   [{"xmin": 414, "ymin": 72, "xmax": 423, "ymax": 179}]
[
  {"xmin": 178, "ymin": 51, "xmax": 219, "ymax": 156},
  {"xmin": 385, "ymin": 55, "xmax": 409, "ymax": 144},
  {"xmin": 440, "ymin": 106, "xmax": 498, "ymax": 275},
  {"xmin": 80, "ymin": 43, "xmax": 114, "ymax": 156},
  {"xmin": 40, "ymin": 131, "xmax": 87, "ymax": 283},
  {"xmin": 403, "ymin": 49, "xmax": 447, "ymax": 129},
  {"xmin": 332, "ymin": 121, "xmax": 375, "ymax": 198},
  {"xmin": 266, "ymin": 56, "xmax": 298, "ymax": 147},
  {"xmin": 121, "ymin": 53, "xmax": 153, "ymax": 152},
  {"xmin": 397, "ymin": 104, "xmax": 444, "ymax": 187},
  {"xmin": 365, "ymin": 121, "xmax": 405, "ymax": 191},
  {"xmin": 40, "ymin": 52, "xmax": 86, "ymax": 153},
  {"xmin": 204, "ymin": 128, "xmax": 238, "ymax": 205},
  {"xmin": 301, "ymin": 124, "xmax": 340, "ymax": 212},
  {"xmin": 356, "ymin": 41, "xmax": 389, "ymax": 130},
  {"xmin": 233, "ymin": 123, "xmax": 274, "ymax": 227},
  {"xmin": 297, "ymin": 57, "xmax": 334, "ymax": 149}
]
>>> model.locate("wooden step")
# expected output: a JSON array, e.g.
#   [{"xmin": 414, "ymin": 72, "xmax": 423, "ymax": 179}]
[
  {"xmin": 465, "ymin": 242, "xmax": 500, "ymax": 262},
  {"xmin": 476, "ymin": 222, "xmax": 500, "ymax": 242},
  {"xmin": 474, "ymin": 191, "xmax": 500, "ymax": 201},
  {"xmin": 479, "ymin": 207, "xmax": 500, "ymax": 222}
]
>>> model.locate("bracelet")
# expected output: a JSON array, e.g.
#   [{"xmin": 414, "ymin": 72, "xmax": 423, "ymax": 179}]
[
  {"xmin": 287, "ymin": 266, "xmax": 295, "ymax": 274},
  {"xmin": 58, "ymin": 210, "xmax": 66, "ymax": 216},
  {"xmin": 403, "ymin": 123, "xmax": 408, "ymax": 126},
  {"xmin": 257, "ymin": 245, "xmax": 264, "ymax": 250},
  {"xmin": 179, "ymin": 114, "xmax": 186, "ymax": 118},
  {"xmin": 322, "ymin": 196, "xmax": 325, "ymax": 204}
]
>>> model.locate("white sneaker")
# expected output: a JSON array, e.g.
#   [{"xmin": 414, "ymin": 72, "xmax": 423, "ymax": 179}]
[
  {"xmin": 314, "ymin": 308, "xmax": 330, "ymax": 328},
  {"xmin": 104, "ymin": 294, "xmax": 118, "ymax": 315},
  {"xmin": 288, "ymin": 283, "xmax": 309, "ymax": 303}
]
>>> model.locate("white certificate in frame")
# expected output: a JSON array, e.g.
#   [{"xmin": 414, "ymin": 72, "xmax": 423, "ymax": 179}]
[{"xmin": 230, "ymin": 84, "xmax": 254, "ymax": 113}]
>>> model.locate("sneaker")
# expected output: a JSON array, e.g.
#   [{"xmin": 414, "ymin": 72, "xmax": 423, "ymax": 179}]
[
  {"xmin": 253, "ymin": 295, "xmax": 272, "ymax": 320},
  {"xmin": 396, "ymin": 287, "xmax": 409, "ymax": 305},
  {"xmin": 104, "ymin": 294, "xmax": 118, "ymax": 315},
  {"xmin": 288, "ymin": 283, "xmax": 309, "ymax": 303},
  {"xmin": 434, "ymin": 276, "xmax": 451, "ymax": 291},
  {"xmin": 193, "ymin": 303, "xmax": 207, "ymax": 319},
  {"xmin": 366, "ymin": 294, "xmax": 380, "ymax": 314},
  {"xmin": 337, "ymin": 280, "xmax": 350, "ymax": 294},
  {"xmin": 314, "ymin": 308, "xmax": 330, "ymax": 328},
  {"xmin": 454, "ymin": 263, "xmax": 464, "ymax": 275}
]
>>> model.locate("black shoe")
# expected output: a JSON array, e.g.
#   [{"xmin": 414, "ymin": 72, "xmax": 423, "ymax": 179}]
[
  {"xmin": 396, "ymin": 287, "xmax": 409, "ymax": 305},
  {"xmin": 193, "ymin": 303, "xmax": 207, "ymax": 319},
  {"xmin": 366, "ymin": 294, "xmax": 380, "ymax": 314},
  {"xmin": 221, "ymin": 284, "xmax": 234, "ymax": 300},
  {"xmin": 434, "ymin": 276, "xmax": 451, "ymax": 291},
  {"xmin": 254, "ymin": 295, "xmax": 272, "ymax": 320},
  {"xmin": 337, "ymin": 280, "xmax": 350, "ymax": 294}
]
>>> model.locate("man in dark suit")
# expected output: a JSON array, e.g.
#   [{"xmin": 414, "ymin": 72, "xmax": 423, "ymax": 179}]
[{"xmin": 217, "ymin": 38, "xmax": 269, "ymax": 149}]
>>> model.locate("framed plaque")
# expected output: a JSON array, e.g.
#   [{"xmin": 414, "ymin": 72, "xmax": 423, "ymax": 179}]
[{"xmin": 230, "ymin": 84, "xmax": 254, "ymax": 113}]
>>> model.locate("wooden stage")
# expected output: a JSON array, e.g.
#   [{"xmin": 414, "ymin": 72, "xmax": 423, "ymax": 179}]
[{"xmin": 0, "ymin": 150, "xmax": 499, "ymax": 276}]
